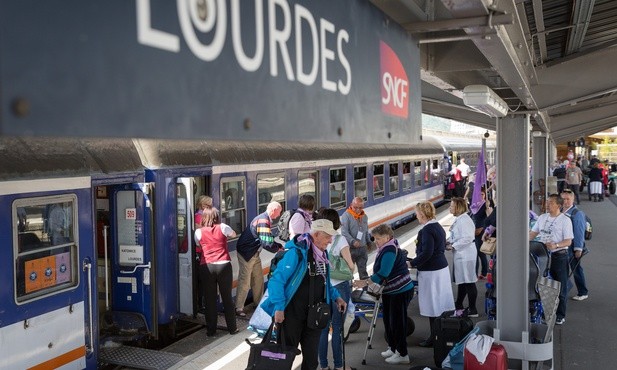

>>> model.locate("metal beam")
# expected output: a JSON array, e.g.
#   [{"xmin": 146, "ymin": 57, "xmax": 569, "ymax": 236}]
[
  {"xmin": 404, "ymin": 13, "xmax": 513, "ymax": 33},
  {"xmin": 369, "ymin": 0, "xmax": 428, "ymax": 23},
  {"xmin": 566, "ymin": 0, "xmax": 596, "ymax": 55},
  {"xmin": 531, "ymin": 0, "xmax": 548, "ymax": 64}
]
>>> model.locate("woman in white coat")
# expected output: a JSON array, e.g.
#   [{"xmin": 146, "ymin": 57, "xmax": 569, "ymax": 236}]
[{"xmin": 447, "ymin": 197, "xmax": 479, "ymax": 317}]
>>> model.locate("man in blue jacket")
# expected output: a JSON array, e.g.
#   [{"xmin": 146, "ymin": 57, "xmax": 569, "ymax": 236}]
[
  {"xmin": 262, "ymin": 218, "xmax": 347, "ymax": 370},
  {"xmin": 561, "ymin": 189, "xmax": 589, "ymax": 301}
]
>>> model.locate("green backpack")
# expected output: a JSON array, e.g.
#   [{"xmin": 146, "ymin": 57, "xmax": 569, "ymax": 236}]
[{"xmin": 329, "ymin": 235, "xmax": 354, "ymax": 281}]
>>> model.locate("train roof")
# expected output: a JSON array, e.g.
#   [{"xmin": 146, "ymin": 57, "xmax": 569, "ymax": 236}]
[{"xmin": 0, "ymin": 137, "xmax": 448, "ymax": 181}]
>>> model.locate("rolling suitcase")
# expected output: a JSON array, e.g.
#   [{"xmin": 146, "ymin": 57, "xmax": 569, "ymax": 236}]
[
  {"xmin": 433, "ymin": 311, "xmax": 474, "ymax": 367},
  {"xmin": 463, "ymin": 343, "xmax": 508, "ymax": 370}
]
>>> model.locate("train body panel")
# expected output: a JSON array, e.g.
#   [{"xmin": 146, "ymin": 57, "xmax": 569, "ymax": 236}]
[{"xmin": 0, "ymin": 177, "xmax": 96, "ymax": 370}]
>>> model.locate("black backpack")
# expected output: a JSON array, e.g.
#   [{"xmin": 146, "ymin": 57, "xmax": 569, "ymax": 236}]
[
  {"xmin": 570, "ymin": 208, "xmax": 592, "ymax": 240},
  {"xmin": 276, "ymin": 209, "xmax": 298, "ymax": 242},
  {"xmin": 268, "ymin": 248, "xmax": 302, "ymax": 279}
]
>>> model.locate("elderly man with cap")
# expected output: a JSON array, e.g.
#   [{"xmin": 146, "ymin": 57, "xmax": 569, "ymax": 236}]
[{"xmin": 261, "ymin": 218, "xmax": 347, "ymax": 370}]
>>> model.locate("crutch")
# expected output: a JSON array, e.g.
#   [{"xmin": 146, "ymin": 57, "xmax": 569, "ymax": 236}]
[
  {"xmin": 568, "ymin": 249, "xmax": 589, "ymax": 278},
  {"xmin": 361, "ymin": 296, "xmax": 381, "ymax": 365}
]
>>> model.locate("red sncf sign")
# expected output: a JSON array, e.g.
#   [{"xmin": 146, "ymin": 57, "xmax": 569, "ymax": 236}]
[{"xmin": 380, "ymin": 41, "xmax": 409, "ymax": 118}]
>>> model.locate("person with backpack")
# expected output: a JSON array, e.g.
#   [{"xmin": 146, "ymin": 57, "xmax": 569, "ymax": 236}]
[
  {"xmin": 341, "ymin": 197, "xmax": 373, "ymax": 280},
  {"xmin": 235, "ymin": 201, "xmax": 284, "ymax": 317},
  {"xmin": 317, "ymin": 208, "xmax": 356, "ymax": 370},
  {"xmin": 561, "ymin": 189, "xmax": 589, "ymax": 301},
  {"xmin": 261, "ymin": 218, "xmax": 347, "ymax": 370},
  {"xmin": 288, "ymin": 194, "xmax": 315, "ymax": 239}
]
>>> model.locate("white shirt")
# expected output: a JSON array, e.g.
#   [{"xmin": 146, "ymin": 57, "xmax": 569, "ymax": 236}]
[
  {"xmin": 531, "ymin": 213, "xmax": 573, "ymax": 252},
  {"xmin": 457, "ymin": 162, "xmax": 470, "ymax": 177}
]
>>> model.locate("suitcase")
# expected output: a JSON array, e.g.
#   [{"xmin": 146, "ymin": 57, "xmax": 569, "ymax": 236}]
[
  {"xmin": 433, "ymin": 311, "xmax": 474, "ymax": 367},
  {"xmin": 463, "ymin": 343, "xmax": 508, "ymax": 370}
]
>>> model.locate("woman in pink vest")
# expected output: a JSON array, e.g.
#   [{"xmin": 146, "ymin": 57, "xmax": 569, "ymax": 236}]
[{"xmin": 194, "ymin": 207, "xmax": 238, "ymax": 336}]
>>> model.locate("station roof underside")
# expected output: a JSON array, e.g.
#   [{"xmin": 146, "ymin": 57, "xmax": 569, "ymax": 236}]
[{"xmin": 371, "ymin": 0, "xmax": 617, "ymax": 144}]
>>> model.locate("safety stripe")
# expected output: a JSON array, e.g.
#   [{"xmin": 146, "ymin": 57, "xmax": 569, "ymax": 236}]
[{"xmin": 27, "ymin": 346, "xmax": 86, "ymax": 370}]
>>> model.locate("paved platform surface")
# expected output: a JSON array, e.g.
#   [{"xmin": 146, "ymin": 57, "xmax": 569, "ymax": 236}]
[{"xmin": 167, "ymin": 196, "xmax": 616, "ymax": 370}]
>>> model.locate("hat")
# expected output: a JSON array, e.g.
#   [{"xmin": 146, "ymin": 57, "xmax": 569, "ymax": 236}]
[{"xmin": 311, "ymin": 219, "xmax": 337, "ymax": 236}]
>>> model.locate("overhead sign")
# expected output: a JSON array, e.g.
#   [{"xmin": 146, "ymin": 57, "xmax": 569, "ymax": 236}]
[{"xmin": 0, "ymin": 0, "xmax": 421, "ymax": 144}]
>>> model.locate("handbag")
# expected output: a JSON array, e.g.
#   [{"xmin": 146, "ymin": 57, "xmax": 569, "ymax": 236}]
[
  {"xmin": 245, "ymin": 321, "xmax": 300, "ymax": 370},
  {"xmin": 329, "ymin": 235, "xmax": 354, "ymax": 281},
  {"xmin": 480, "ymin": 237, "xmax": 497, "ymax": 255},
  {"xmin": 306, "ymin": 255, "xmax": 331, "ymax": 330}
]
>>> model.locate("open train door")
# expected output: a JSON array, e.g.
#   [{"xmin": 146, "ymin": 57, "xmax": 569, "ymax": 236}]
[
  {"xmin": 176, "ymin": 178, "xmax": 196, "ymax": 316},
  {"xmin": 108, "ymin": 183, "xmax": 156, "ymax": 340}
]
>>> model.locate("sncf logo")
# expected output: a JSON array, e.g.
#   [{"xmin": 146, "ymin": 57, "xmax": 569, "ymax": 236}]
[{"xmin": 380, "ymin": 41, "xmax": 409, "ymax": 118}]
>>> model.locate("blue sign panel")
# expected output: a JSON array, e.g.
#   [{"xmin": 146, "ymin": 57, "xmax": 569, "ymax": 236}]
[{"xmin": 0, "ymin": 0, "xmax": 421, "ymax": 144}]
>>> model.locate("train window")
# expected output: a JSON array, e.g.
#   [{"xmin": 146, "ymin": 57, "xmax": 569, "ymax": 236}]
[
  {"xmin": 353, "ymin": 166, "xmax": 367, "ymax": 201},
  {"xmin": 389, "ymin": 163, "xmax": 399, "ymax": 194},
  {"xmin": 257, "ymin": 173, "xmax": 286, "ymax": 214},
  {"xmin": 13, "ymin": 195, "xmax": 78, "ymax": 303},
  {"xmin": 221, "ymin": 178, "xmax": 246, "ymax": 235},
  {"xmin": 403, "ymin": 161, "xmax": 411, "ymax": 191},
  {"xmin": 373, "ymin": 164, "xmax": 384, "ymax": 199},
  {"xmin": 329, "ymin": 168, "xmax": 346, "ymax": 209},
  {"xmin": 298, "ymin": 170, "xmax": 319, "ymax": 209},
  {"xmin": 414, "ymin": 161, "xmax": 422, "ymax": 187},
  {"xmin": 432, "ymin": 159, "xmax": 442, "ymax": 183}
]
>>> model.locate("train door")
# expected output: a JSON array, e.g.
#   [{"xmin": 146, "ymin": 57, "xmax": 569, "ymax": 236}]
[
  {"xmin": 109, "ymin": 183, "xmax": 156, "ymax": 337},
  {"xmin": 177, "ymin": 178, "xmax": 195, "ymax": 316}
]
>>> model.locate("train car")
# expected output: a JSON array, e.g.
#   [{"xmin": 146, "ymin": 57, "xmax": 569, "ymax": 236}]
[{"xmin": 0, "ymin": 134, "xmax": 492, "ymax": 368}]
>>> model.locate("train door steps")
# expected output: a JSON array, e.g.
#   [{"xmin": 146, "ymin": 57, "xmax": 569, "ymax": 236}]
[{"xmin": 99, "ymin": 345, "xmax": 184, "ymax": 370}]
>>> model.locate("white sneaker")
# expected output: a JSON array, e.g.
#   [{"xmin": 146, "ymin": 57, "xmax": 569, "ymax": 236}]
[
  {"xmin": 385, "ymin": 352, "xmax": 410, "ymax": 364},
  {"xmin": 572, "ymin": 294, "xmax": 588, "ymax": 301},
  {"xmin": 380, "ymin": 348, "xmax": 395, "ymax": 358}
]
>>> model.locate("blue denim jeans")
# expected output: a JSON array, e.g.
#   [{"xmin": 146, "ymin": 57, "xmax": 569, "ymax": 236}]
[
  {"xmin": 567, "ymin": 249, "xmax": 589, "ymax": 296},
  {"xmin": 550, "ymin": 251, "xmax": 569, "ymax": 320},
  {"xmin": 318, "ymin": 281, "xmax": 351, "ymax": 369}
]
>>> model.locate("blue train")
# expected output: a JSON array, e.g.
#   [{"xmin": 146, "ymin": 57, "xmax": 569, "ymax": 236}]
[{"xmin": 0, "ymin": 135, "xmax": 493, "ymax": 369}]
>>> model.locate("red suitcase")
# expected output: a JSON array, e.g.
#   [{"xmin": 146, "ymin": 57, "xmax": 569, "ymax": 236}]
[{"xmin": 464, "ymin": 343, "xmax": 508, "ymax": 370}]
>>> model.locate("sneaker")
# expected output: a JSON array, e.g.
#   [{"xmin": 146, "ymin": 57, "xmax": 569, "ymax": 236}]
[
  {"xmin": 380, "ymin": 348, "xmax": 395, "ymax": 358},
  {"xmin": 467, "ymin": 309, "xmax": 479, "ymax": 318},
  {"xmin": 572, "ymin": 294, "xmax": 588, "ymax": 301},
  {"xmin": 555, "ymin": 317, "xmax": 566, "ymax": 325},
  {"xmin": 385, "ymin": 352, "xmax": 410, "ymax": 364},
  {"xmin": 450, "ymin": 309, "xmax": 465, "ymax": 318}
]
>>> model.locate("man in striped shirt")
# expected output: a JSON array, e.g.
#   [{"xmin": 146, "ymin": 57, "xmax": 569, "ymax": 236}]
[{"xmin": 235, "ymin": 202, "xmax": 283, "ymax": 316}]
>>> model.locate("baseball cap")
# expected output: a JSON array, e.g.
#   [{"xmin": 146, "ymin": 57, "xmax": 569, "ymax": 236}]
[{"xmin": 311, "ymin": 219, "xmax": 337, "ymax": 236}]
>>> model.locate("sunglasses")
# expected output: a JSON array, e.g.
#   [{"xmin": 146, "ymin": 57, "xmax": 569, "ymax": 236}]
[{"xmin": 562, "ymin": 189, "xmax": 573, "ymax": 194}]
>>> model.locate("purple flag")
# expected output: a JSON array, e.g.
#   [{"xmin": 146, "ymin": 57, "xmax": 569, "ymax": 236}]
[{"xmin": 470, "ymin": 149, "xmax": 486, "ymax": 214}]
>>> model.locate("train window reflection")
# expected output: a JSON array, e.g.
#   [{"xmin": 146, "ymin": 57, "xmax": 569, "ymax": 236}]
[
  {"xmin": 257, "ymin": 173, "xmax": 286, "ymax": 215},
  {"xmin": 414, "ymin": 161, "xmax": 422, "ymax": 187},
  {"xmin": 13, "ymin": 195, "xmax": 78, "ymax": 303},
  {"xmin": 403, "ymin": 161, "xmax": 411, "ymax": 191},
  {"xmin": 329, "ymin": 168, "xmax": 346, "ymax": 209},
  {"xmin": 389, "ymin": 163, "xmax": 399, "ymax": 194},
  {"xmin": 353, "ymin": 166, "xmax": 367, "ymax": 201},
  {"xmin": 373, "ymin": 164, "xmax": 384, "ymax": 199},
  {"xmin": 298, "ymin": 171, "xmax": 319, "ymax": 209},
  {"xmin": 221, "ymin": 178, "xmax": 246, "ymax": 235}
]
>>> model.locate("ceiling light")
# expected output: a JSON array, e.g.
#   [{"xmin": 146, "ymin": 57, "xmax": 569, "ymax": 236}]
[{"xmin": 462, "ymin": 85, "xmax": 509, "ymax": 118}]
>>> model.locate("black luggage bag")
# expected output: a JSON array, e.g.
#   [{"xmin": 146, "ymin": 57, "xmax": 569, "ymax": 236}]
[{"xmin": 433, "ymin": 310, "xmax": 474, "ymax": 367}]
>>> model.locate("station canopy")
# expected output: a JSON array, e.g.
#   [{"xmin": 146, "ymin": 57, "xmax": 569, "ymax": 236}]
[{"xmin": 371, "ymin": 0, "xmax": 617, "ymax": 143}]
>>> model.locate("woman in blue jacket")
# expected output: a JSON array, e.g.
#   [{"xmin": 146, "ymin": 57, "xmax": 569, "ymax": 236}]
[{"xmin": 261, "ymin": 218, "xmax": 346, "ymax": 370}]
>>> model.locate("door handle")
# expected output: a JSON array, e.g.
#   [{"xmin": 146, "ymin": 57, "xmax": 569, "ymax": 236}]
[{"xmin": 119, "ymin": 261, "xmax": 151, "ymax": 274}]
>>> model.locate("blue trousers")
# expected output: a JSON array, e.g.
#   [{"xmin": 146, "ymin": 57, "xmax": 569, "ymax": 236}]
[
  {"xmin": 318, "ymin": 281, "xmax": 351, "ymax": 369},
  {"xmin": 568, "ymin": 249, "xmax": 589, "ymax": 296}
]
